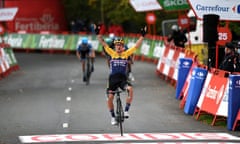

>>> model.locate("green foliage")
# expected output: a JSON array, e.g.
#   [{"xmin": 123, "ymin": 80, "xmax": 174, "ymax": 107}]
[
  {"xmin": 61, "ymin": 0, "xmax": 179, "ymax": 34},
  {"xmin": 61, "ymin": 0, "xmax": 240, "ymax": 39}
]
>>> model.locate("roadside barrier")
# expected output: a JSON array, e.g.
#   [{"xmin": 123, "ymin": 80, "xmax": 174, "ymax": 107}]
[
  {"xmin": 228, "ymin": 75, "xmax": 240, "ymax": 130},
  {"xmin": 194, "ymin": 69, "xmax": 229, "ymax": 126},
  {"xmin": 175, "ymin": 58, "xmax": 193, "ymax": 99},
  {"xmin": 156, "ymin": 39, "xmax": 240, "ymax": 131},
  {"xmin": 0, "ymin": 45, "xmax": 19, "ymax": 79},
  {"xmin": 184, "ymin": 67, "xmax": 208, "ymax": 115}
]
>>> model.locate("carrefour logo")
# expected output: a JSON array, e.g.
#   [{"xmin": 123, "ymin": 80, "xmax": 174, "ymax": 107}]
[
  {"xmin": 233, "ymin": 4, "xmax": 240, "ymax": 14},
  {"xmin": 197, "ymin": 71, "xmax": 204, "ymax": 77},
  {"xmin": 183, "ymin": 61, "xmax": 190, "ymax": 66},
  {"xmin": 195, "ymin": 70, "xmax": 206, "ymax": 80},
  {"xmin": 182, "ymin": 60, "xmax": 191, "ymax": 68},
  {"xmin": 236, "ymin": 79, "xmax": 240, "ymax": 88},
  {"xmin": 237, "ymin": 4, "xmax": 240, "ymax": 13}
]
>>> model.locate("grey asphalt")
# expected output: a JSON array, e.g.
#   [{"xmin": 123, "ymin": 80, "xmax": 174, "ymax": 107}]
[{"xmin": 0, "ymin": 51, "xmax": 239, "ymax": 144}]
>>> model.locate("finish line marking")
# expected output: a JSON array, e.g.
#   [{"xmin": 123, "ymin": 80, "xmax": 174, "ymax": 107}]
[{"xmin": 19, "ymin": 133, "xmax": 240, "ymax": 143}]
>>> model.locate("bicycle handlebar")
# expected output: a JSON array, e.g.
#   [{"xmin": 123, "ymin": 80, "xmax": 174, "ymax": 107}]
[{"xmin": 107, "ymin": 89, "xmax": 126, "ymax": 94}]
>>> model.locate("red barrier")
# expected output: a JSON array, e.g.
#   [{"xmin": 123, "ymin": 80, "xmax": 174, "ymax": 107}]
[{"xmin": 194, "ymin": 69, "xmax": 229, "ymax": 126}]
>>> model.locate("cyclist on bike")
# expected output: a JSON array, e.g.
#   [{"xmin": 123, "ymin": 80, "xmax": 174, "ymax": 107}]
[
  {"xmin": 76, "ymin": 37, "xmax": 95, "ymax": 82},
  {"xmin": 95, "ymin": 25, "xmax": 147, "ymax": 125}
]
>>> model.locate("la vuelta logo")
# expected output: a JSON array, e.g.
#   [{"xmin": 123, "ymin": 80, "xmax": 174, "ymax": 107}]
[{"xmin": 40, "ymin": 13, "xmax": 54, "ymax": 24}]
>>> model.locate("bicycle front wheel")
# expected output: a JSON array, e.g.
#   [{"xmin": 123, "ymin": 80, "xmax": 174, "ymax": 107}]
[{"xmin": 116, "ymin": 98, "xmax": 124, "ymax": 136}]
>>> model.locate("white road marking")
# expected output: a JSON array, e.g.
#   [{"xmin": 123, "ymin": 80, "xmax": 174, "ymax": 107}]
[
  {"xmin": 66, "ymin": 96, "xmax": 71, "ymax": 101},
  {"xmin": 62, "ymin": 123, "xmax": 68, "ymax": 128},
  {"xmin": 68, "ymin": 87, "xmax": 72, "ymax": 91},
  {"xmin": 64, "ymin": 109, "xmax": 70, "ymax": 114},
  {"xmin": 19, "ymin": 132, "xmax": 240, "ymax": 143}
]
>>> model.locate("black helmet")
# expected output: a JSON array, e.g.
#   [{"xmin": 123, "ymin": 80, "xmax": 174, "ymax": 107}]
[{"xmin": 113, "ymin": 37, "xmax": 124, "ymax": 45}]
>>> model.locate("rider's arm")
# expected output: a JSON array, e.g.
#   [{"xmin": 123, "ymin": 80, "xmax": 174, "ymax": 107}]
[
  {"xmin": 76, "ymin": 46, "xmax": 81, "ymax": 59},
  {"xmin": 124, "ymin": 36, "xmax": 144, "ymax": 56},
  {"xmin": 97, "ymin": 34, "xmax": 108, "ymax": 48},
  {"xmin": 97, "ymin": 34, "xmax": 115, "ymax": 56},
  {"xmin": 134, "ymin": 36, "xmax": 144, "ymax": 49}
]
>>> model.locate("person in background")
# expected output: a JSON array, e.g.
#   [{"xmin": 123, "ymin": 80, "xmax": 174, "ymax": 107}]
[
  {"xmin": 167, "ymin": 25, "xmax": 188, "ymax": 48},
  {"xmin": 76, "ymin": 37, "xmax": 95, "ymax": 81},
  {"xmin": 219, "ymin": 42, "xmax": 240, "ymax": 73}
]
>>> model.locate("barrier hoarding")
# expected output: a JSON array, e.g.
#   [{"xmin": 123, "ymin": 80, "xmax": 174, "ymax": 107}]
[
  {"xmin": 176, "ymin": 58, "xmax": 193, "ymax": 99},
  {"xmin": 184, "ymin": 67, "xmax": 207, "ymax": 115},
  {"xmin": 227, "ymin": 75, "xmax": 240, "ymax": 130}
]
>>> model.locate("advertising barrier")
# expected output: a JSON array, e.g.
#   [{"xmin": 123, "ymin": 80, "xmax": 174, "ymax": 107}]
[
  {"xmin": 227, "ymin": 75, "xmax": 240, "ymax": 130},
  {"xmin": 184, "ymin": 67, "xmax": 207, "ymax": 115},
  {"xmin": 0, "ymin": 47, "xmax": 19, "ymax": 78},
  {"xmin": 176, "ymin": 58, "xmax": 193, "ymax": 99},
  {"xmin": 195, "ymin": 69, "xmax": 229, "ymax": 126}
]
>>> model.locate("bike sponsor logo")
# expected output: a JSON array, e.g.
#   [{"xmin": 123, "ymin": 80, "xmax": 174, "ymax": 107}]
[{"xmin": 19, "ymin": 133, "xmax": 240, "ymax": 143}]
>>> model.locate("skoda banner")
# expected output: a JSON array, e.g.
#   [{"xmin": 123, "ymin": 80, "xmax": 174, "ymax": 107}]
[{"xmin": 158, "ymin": 0, "xmax": 190, "ymax": 11}]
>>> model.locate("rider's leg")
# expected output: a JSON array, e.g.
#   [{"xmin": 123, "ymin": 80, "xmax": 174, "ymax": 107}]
[
  {"xmin": 125, "ymin": 85, "xmax": 133, "ymax": 112},
  {"xmin": 82, "ymin": 60, "xmax": 86, "ymax": 81},
  {"xmin": 107, "ymin": 91, "xmax": 117, "ymax": 125},
  {"xmin": 107, "ymin": 93, "xmax": 115, "ymax": 117},
  {"xmin": 90, "ymin": 50, "xmax": 95, "ymax": 72},
  {"xmin": 82, "ymin": 60, "xmax": 86, "ymax": 72}
]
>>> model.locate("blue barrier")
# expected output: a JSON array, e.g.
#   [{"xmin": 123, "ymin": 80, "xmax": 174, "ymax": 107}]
[
  {"xmin": 176, "ymin": 58, "xmax": 193, "ymax": 99},
  {"xmin": 184, "ymin": 67, "xmax": 208, "ymax": 115},
  {"xmin": 227, "ymin": 75, "xmax": 240, "ymax": 130}
]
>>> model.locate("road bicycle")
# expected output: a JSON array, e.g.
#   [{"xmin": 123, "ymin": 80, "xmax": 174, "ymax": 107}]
[
  {"xmin": 109, "ymin": 88, "xmax": 128, "ymax": 136},
  {"xmin": 84, "ymin": 56, "xmax": 92, "ymax": 85}
]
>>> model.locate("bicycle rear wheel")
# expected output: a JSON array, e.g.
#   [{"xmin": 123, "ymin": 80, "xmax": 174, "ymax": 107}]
[
  {"xmin": 116, "ymin": 98, "xmax": 124, "ymax": 136},
  {"xmin": 85, "ymin": 58, "xmax": 91, "ymax": 85}
]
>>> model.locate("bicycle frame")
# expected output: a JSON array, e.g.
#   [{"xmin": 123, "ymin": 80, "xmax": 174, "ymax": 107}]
[
  {"xmin": 109, "ymin": 88, "xmax": 125, "ymax": 136},
  {"xmin": 85, "ymin": 56, "xmax": 91, "ymax": 85}
]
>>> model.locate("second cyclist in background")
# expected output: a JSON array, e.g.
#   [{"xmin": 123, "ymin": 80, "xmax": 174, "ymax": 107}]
[{"xmin": 76, "ymin": 37, "xmax": 95, "ymax": 82}]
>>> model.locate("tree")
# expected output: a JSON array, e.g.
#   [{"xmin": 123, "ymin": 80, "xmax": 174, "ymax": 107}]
[{"xmin": 61, "ymin": 0, "xmax": 178, "ymax": 34}]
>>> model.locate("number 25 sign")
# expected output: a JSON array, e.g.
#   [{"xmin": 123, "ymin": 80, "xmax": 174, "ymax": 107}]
[{"xmin": 217, "ymin": 27, "xmax": 232, "ymax": 46}]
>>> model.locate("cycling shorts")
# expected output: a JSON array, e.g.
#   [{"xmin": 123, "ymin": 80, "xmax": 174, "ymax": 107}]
[
  {"xmin": 79, "ymin": 50, "xmax": 90, "ymax": 61},
  {"xmin": 107, "ymin": 73, "xmax": 132, "ymax": 92}
]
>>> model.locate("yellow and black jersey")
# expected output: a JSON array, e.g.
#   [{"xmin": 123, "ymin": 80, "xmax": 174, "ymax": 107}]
[{"xmin": 104, "ymin": 45, "xmax": 136, "ymax": 75}]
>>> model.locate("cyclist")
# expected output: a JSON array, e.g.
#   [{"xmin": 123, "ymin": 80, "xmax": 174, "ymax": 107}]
[
  {"xmin": 76, "ymin": 37, "xmax": 95, "ymax": 82},
  {"xmin": 95, "ymin": 25, "xmax": 147, "ymax": 125}
]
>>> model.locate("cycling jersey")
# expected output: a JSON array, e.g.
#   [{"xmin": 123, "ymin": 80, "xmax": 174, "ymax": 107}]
[
  {"xmin": 104, "ymin": 45, "xmax": 136, "ymax": 75},
  {"xmin": 77, "ymin": 43, "xmax": 92, "ymax": 59}
]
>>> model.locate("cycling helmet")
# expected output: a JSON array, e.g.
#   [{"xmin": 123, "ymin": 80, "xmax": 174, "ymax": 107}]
[
  {"xmin": 113, "ymin": 37, "xmax": 124, "ymax": 45},
  {"xmin": 171, "ymin": 25, "xmax": 178, "ymax": 31},
  {"xmin": 105, "ymin": 38, "xmax": 112, "ymax": 45},
  {"xmin": 81, "ymin": 37, "xmax": 88, "ymax": 44},
  {"xmin": 109, "ymin": 33, "xmax": 115, "ymax": 39}
]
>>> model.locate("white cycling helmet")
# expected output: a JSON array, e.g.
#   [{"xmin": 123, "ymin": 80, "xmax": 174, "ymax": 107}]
[{"xmin": 171, "ymin": 25, "xmax": 178, "ymax": 31}]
